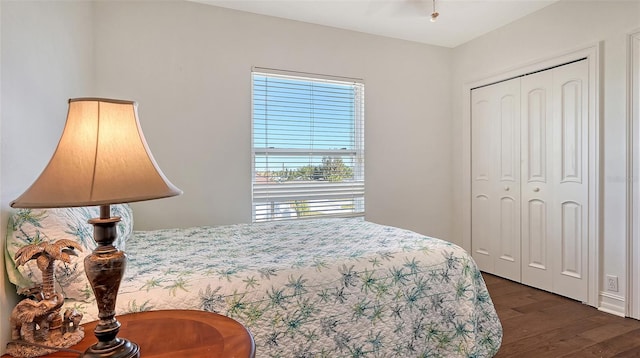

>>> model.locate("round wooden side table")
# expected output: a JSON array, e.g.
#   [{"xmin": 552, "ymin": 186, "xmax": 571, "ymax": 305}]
[{"xmin": 4, "ymin": 310, "xmax": 255, "ymax": 358}]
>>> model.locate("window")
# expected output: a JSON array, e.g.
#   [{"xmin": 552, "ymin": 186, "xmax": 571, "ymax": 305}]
[{"xmin": 252, "ymin": 68, "xmax": 365, "ymax": 222}]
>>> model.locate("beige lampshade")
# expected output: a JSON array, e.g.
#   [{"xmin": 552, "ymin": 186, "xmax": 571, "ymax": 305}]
[{"xmin": 11, "ymin": 98, "xmax": 182, "ymax": 208}]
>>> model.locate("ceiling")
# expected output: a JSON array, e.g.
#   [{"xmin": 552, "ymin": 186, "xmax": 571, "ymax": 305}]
[{"xmin": 194, "ymin": 0, "xmax": 558, "ymax": 48}]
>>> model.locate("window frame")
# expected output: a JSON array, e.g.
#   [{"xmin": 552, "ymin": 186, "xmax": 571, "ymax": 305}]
[{"xmin": 251, "ymin": 67, "xmax": 365, "ymax": 222}]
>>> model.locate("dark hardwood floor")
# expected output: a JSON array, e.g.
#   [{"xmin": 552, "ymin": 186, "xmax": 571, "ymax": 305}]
[{"xmin": 483, "ymin": 273, "xmax": 640, "ymax": 357}]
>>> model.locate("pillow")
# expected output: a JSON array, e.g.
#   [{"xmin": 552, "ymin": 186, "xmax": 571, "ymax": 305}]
[{"xmin": 5, "ymin": 204, "xmax": 133, "ymax": 302}]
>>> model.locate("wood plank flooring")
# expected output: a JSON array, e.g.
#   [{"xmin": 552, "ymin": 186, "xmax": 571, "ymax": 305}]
[{"xmin": 483, "ymin": 273, "xmax": 640, "ymax": 357}]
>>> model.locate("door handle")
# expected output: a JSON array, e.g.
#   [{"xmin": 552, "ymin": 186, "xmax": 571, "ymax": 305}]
[
  {"xmin": 504, "ymin": 186, "xmax": 510, "ymax": 191},
  {"xmin": 533, "ymin": 187, "xmax": 540, "ymax": 192}
]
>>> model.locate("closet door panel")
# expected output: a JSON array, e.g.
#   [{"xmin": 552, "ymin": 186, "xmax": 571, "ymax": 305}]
[
  {"xmin": 525, "ymin": 89, "xmax": 548, "ymax": 182},
  {"xmin": 501, "ymin": 95, "xmax": 518, "ymax": 181},
  {"xmin": 472, "ymin": 98, "xmax": 492, "ymax": 182},
  {"xmin": 560, "ymin": 81, "xmax": 583, "ymax": 183},
  {"xmin": 495, "ymin": 84, "xmax": 521, "ymax": 281},
  {"xmin": 471, "ymin": 78, "xmax": 521, "ymax": 279},
  {"xmin": 560, "ymin": 201, "xmax": 583, "ymax": 279},
  {"xmin": 499, "ymin": 197, "xmax": 517, "ymax": 262},
  {"xmin": 472, "ymin": 193, "xmax": 493, "ymax": 271},
  {"xmin": 471, "ymin": 89, "xmax": 496, "ymax": 272},
  {"xmin": 521, "ymin": 70, "xmax": 553, "ymax": 289},
  {"xmin": 526, "ymin": 199, "xmax": 547, "ymax": 270},
  {"xmin": 552, "ymin": 60, "xmax": 589, "ymax": 302},
  {"xmin": 523, "ymin": 199, "xmax": 552, "ymax": 290}
]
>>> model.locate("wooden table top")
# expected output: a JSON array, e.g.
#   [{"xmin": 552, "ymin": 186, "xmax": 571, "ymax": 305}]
[{"xmin": 4, "ymin": 310, "xmax": 255, "ymax": 358}]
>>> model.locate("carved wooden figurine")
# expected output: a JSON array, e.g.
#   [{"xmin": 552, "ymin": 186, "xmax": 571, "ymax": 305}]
[
  {"xmin": 62, "ymin": 309, "xmax": 83, "ymax": 334},
  {"xmin": 10, "ymin": 293, "xmax": 63, "ymax": 342},
  {"xmin": 7, "ymin": 239, "xmax": 85, "ymax": 358}
]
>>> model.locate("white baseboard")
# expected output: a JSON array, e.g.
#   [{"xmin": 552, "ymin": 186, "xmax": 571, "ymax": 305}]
[{"xmin": 598, "ymin": 291, "xmax": 626, "ymax": 317}]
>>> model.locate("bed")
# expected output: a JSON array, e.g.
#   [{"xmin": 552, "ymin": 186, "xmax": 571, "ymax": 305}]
[{"xmin": 6, "ymin": 205, "xmax": 502, "ymax": 357}]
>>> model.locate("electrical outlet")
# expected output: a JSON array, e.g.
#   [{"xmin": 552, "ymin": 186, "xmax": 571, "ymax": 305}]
[{"xmin": 606, "ymin": 275, "xmax": 619, "ymax": 292}]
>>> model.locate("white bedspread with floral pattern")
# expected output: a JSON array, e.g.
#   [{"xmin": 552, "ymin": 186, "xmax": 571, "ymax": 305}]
[{"xmin": 7, "ymin": 210, "xmax": 502, "ymax": 357}]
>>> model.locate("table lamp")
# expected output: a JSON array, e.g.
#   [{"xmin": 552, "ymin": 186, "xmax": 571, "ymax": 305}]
[{"xmin": 10, "ymin": 98, "xmax": 182, "ymax": 358}]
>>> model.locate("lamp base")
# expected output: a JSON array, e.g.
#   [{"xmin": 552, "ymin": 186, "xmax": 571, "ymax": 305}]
[
  {"xmin": 83, "ymin": 338, "xmax": 140, "ymax": 358},
  {"xmin": 83, "ymin": 205, "xmax": 140, "ymax": 358}
]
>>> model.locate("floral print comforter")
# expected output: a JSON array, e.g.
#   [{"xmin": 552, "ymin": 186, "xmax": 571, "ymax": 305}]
[{"xmin": 66, "ymin": 218, "xmax": 502, "ymax": 357}]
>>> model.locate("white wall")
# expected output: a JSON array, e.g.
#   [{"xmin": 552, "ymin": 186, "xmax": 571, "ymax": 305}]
[
  {"xmin": 450, "ymin": 0, "xmax": 640, "ymax": 314},
  {"xmin": 0, "ymin": 1, "xmax": 94, "ymax": 353},
  {"xmin": 93, "ymin": 1, "xmax": 453, "ymax": 238}
]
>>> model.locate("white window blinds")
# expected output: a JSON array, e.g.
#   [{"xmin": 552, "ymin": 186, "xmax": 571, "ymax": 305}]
[{"xmin": 252, "ymin": 68, "xmax": 365, "ymax": 222}]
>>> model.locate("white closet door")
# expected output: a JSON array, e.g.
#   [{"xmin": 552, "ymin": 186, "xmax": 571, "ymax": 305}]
[
  {"xmin": 471, "ymin": 85, "xmax": 496, "ymax": 273},
  {"xmin": 521, "ymin": 69, "xmax": 554, "ymax": 291},
  {"xmin": 521, "ymin": 60, "xmax": 589, "ymax": 301},
  {"xmin": 550, "ymin": 60, "xmax": 589, "ymax": 302},
  {"xmin": 471, "ymin": 78, "xmax": 521, "ymax": 281}
]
